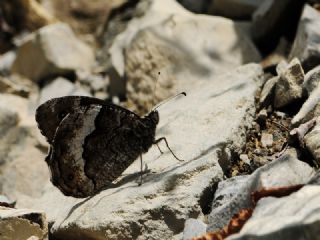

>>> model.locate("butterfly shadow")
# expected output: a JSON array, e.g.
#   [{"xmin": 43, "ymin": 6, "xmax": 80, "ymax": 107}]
[
  {"xmin": 60, "ymin": 168, "xmax": 153, "ymax": 225},
  {"xmin": 60, "ymin": 142, "xmax": 223, "ymax": 225}
]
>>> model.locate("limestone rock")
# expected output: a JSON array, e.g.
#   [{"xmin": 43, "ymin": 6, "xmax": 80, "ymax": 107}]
[
  {"xmin": 183, "ymin": 218, "xmax": 207, "ymax": 240},
  {"xmin": 260, "ymin": 132, "xmax": 273, "ymax": 147},
  {"xmin": 0, "ymin": 94, "xmax": 49, "ymax": 207},
  {"xmin": 11, "ymin": 23, "xmax": 95, "ymax": 82},
  {"xmin": 209, "ymin": 0, "xmax": 264, "ymax": 19},
  {"xmin": 109, "ymin": 0, "xmax": 261, "ymax": 113},
  {"xmin": 292, "ymin": 84, "xmax": 320, "ymax": 125},
  {"xmin": 228, "ymin": 185, "xmax": 320, "ymax": 240},
  {"xmin": 208, "ymin": 153, "xmax": 315, "ymax": 231},
  {"xmin": 274, "ymin": 58, "xmax": 305, "ymax": 108},
  {"xmin": 0, "ymin": 51, "xmax": 16, "ymax": 76},
  {"xmin": 0, "ymin": 75, "xmax": 34, "ymax": 98},
  {"xmin": 303, "ymin": 65, "xmax": 320, "ymax": 94},
  {"xmin": 0, "ymin": 207, "xmax": 48, "ymax": 240},
  {"xmin": 305, "ymin": 117, "xmax": 320, "ymax": 165},
  {"xmin": 39, "ymin": 77, "xmax": 91, "ymax": 104},
  {"xmin": 259, "ymin": 76, "xmax": 278, "ymax": 108},
  {"xmin": 289, "ymin": 4, "xmax": 320, "ymax": 71},
  {"xmin": 26, "ymin": 64, "xmax": 263, "ymax": 239}
]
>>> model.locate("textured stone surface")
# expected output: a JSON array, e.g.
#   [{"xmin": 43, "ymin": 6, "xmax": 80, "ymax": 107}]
[
  {"xmin": 0, "ymin": 206, "xmax": 48, "ymax": 240},
  {"xmin": 303, "ymin": 65, "xmax": 320, "ymax": 94},
  {"xmin": 228, "ymin": 185, "xmax": 320, "ymax": 240},
  {"xmin": 0, "ymin": 94, "xmax": 49, "ymax": 207},
  {"xmin": 259, "ymin": 76, "xmax": 278, "ymax": 108},
  {"xmin": 292, "ymin": 84, "xmax": 320, "ymax": 126},
  {"xmin": 39, "ymin": 77, "xmax": 91, "ymax": 104},
  {"xmin": 11, "ymin": 23, "xmax": 95, "ymax": 82},
  {"xmin": 305, "ymin": 117, "xmax": 320, "ymax": 165},
  {"xmin": 289, "ymin": 4, "xmax": 320, "ymax": 71},
  {"xmin": 183, "ymin": 218, "xmax": 207, "ymax": 240},
  {"xmin": 109, "ymin": 0, "xmax": 261, "ymax": 113},
  {"xmin": 26, "ymin": 64, "xmax": 263, "ymax": 239},
  {"xmin": 208, "ymin": 152, "xmax": 315, "ymax": 232},
  {"xmin": 274, "ymin": 58, "xmax": 305, "ymax": 108},
  {"xmin": 0, "ymin": 51, "xmax": 16, "ymax": 76}
]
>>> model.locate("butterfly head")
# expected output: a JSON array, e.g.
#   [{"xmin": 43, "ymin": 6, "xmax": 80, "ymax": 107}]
[{"xmin": 146, "ymin": 110, "xmax": 159, "ymax": 126}]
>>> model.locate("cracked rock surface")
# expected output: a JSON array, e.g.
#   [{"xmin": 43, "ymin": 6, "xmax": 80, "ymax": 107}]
[{"xmin": 24, "ymin": 63, "xmax": 263, "ymax": 240}]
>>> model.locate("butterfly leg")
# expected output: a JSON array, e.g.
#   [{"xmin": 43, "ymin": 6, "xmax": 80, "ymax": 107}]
[
  {"xmin": 156, "ymin": 143, "xmax": 164, "ymax": 154},
  {"xmin": 154, "ymin": 137, "xmax": 184, "ymax": 161},
  {"xmin": 139, "ymin": 154, "xmax": 143, "ymax": 185}
]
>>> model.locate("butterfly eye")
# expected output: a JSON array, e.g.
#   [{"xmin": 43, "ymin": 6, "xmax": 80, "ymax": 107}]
[{"xmin": 58, "ymin": 111, "xmax": 67, "ymax": 120}]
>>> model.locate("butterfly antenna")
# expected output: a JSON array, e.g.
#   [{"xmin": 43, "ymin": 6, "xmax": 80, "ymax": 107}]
[
  {"xmin": 152, "ymin": 92, "xmax": 186, "ymax": 111},
  {"xmin": 151, "ymin": 72, "xmax": 161, "ymax": 109}
]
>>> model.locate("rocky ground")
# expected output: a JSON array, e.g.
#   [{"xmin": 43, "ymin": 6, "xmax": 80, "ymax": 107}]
[{"xmin": 0, "ymin": 0, "xmax": 320, "ymax": 240}]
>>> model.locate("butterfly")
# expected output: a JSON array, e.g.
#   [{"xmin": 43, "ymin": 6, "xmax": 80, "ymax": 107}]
[{"xmin": 35, "ymin": 94, "xmax": 185, "ymax": 198}]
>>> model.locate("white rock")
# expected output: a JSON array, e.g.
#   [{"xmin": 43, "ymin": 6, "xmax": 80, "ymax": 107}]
[
  {"xmin": 303, "ymin": 65, "xmax": 320, "ymax": 94},
  {"xmin": 0, "ymin": 51, "xmax": 16, "ymax": 75},
  {"xmin": 229, "ymin": 185, "xmax": 320, "ymax": 240},
  {"xmin": 292, "ymin": 84, "xmax": 320, "ymax": 125},
  {"xmin": 27, "ymin": 64, "xmax": 263, "ymax": 239},
  {"xmin": 0, "ymin": 94, "xmax": 49, "ymax": 207},
  {"xmin": 259, "ymin": 76, "xmax": 278, "ymax": 108},
  {"xmin": 305, "ymin": 117, "xmax": 320, "ymax": 165},
  {"xmin": 109, "ymin": 0, "xmax": 261, "ymax": 112},
  {"xmin": 289, "ymin": 4, "xmax": 320, "ymax": 71},
  {"xmin": 183, "ymin": 218, "xmax": 207, "ymax": 240},
  {"xmin": 261, "ymin": 132, "xmax": 273, "ymax": 147},
  {"xmin": 0, "ymin": 207, "xmax": 48, "ymax": 240},
  {"xmin": 39, "ymin": 77, "xmax": 91, "ymax": 104},
  {"xmin": 208, "ymin": 153, "xmax": 315, "ymax": 231},
  {"xmin": 11, "ymin": 23, "xmax": 95, "ymax": 82},
  {"xmin": 274, "ymin": 58, "xmax": 304, "ymax": 108}
]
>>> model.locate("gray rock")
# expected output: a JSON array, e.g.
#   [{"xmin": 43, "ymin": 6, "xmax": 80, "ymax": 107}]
[
  {"xmin": 183, "ymin": 218, "xmax": 207, "ymax": 240},
  {"xmin": 228, "ymin": 185, "xmax": 320, "ymax": 240},
  {"xmin": 261, "ymin": 132, "xmax": 273, "ymax": 147},
  {"xmin": 12, "ymin": 23, "xmax": 95, "ymax": 82},
  {"xmin": 276, "ymin": 60, "xmax": 288, "ymax": 76},
  {"xmin": 292, "ymin": 84, "xmax": 320, "ymax": 125},
  {"xmin": 289, "ymin": 4, "xmax": 320, "ymax": 71},
  {"xmin": 303, "ymin": 65, "xmax": 320, "ymax": 94},
  {"xmin": 259, "ymin": 76, "xmax": 278, "ymax": 108},
  {"xmin": 0, "ymin": 75, "xmax": 34, "ymax": 98},
  {"xmin": 39, "ymin": 77, "xmax": 91, "ymax": 104},
  {"xmin": 305, "ymin": 117, "xmax": 320, "ymax": 165},
  {"xmin": 209, "ymin": 0, "xmax": 264, "ymax": 19},
  {"xmin": 0, "ymin": 94, "xmax": 49, "ymax": 207},
  {"xmin": 0, "ymin": 104, "xmax": 19, "ymax": 139},
  {"xmin": 274, "ymin": 58, "xmax": 305, "ymax": 108},
  {"xmin": 0, "ymin": 207, "xmax": 48, "ymax": 240},
  {"xmin": 0, "ymin": 51, "xmax": 16, "ymax": 76},
  {"xmin": 208, "ymin": 153, "xmax": 315, "ymax": 232},
  {"xmin": 239, "ymin": 154, "xmax": 250, "ymax": 165},
  {"xmin": 26, "ymin": 64, "xmax": 263, "ymax": 239},
  {"xmin": 109, "ymin": 0, "xmax": 261, "ymax": 113}
]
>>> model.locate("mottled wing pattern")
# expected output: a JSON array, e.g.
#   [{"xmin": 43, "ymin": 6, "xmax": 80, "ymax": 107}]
[
  {"xmin": 48, "ymin": 103, "xmax": 143, "ymax": 197},
  {"xmin": 83, "ymin": 106, "xmax": 146, "ymax": 192},
  {"xmin": 35, "ymin": 96, "xmax": 135, "ymax": 143}
]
